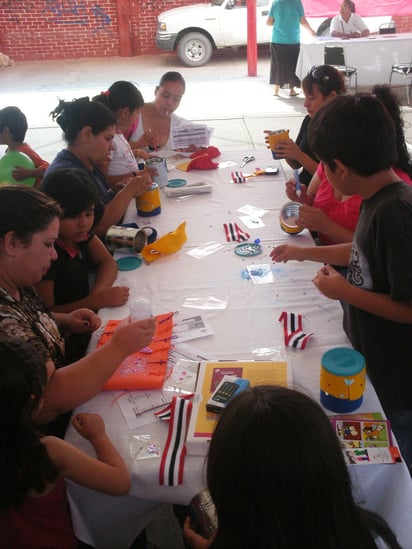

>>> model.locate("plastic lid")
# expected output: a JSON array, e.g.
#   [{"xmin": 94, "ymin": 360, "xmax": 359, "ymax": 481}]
[
  {"xmin": 167, "ymin": 178, "xmax": 187, "ymax": 187},
  {"xmin": 116, "ymin": 256, "xmax": 142, "ymax": 271},
  {"xmin": 321, "ymin": 347, "xmax": 365, "ymax": 376}
]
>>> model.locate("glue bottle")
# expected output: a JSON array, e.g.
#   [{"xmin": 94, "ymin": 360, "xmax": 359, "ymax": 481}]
[{"xmin": 129, "ymin": 298, "xmax": 152, "ymax": 321}]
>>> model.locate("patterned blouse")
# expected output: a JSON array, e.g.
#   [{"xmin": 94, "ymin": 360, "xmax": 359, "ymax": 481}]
[{"xmin": 0, "ymin": 285, "xmax": 65, "ymax": 369}]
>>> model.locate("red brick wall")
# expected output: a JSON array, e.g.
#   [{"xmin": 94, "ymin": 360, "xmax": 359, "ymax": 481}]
[{"xmin": 0, "ymin": 1, "xmax": 410, "ymax": 61}]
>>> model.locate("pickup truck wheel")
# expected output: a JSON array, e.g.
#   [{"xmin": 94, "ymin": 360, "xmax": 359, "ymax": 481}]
[{"xmin": 177, "ymin": 32, "xmax": 212, "ymax": 67}]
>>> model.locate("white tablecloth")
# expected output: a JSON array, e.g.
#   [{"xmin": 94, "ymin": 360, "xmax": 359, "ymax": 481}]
[
  {"xmin": 65, "ymin": 150, "xmax": 412, "ymax": 549},
  {"xmin": 297, "ymin": 33, "xmax": 412, "ymax": 87}
]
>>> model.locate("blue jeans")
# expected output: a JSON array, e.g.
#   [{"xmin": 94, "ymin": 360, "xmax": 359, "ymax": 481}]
[{"xmin": 385, "ymin": 408, "xmax": 412, "ymax": 470}]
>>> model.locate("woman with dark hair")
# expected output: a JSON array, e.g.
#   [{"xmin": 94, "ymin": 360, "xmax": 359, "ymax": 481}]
[
  {"xmin": 330, "ymin": 0, "xmax": 369, "ymax": 38},
  {"xmin": 93, "ymin": 81, "xmax": 149, "ymax": 184},
  {"xmin": 129, "ymin": 71, "xmax": 196, "ymax": 152},
  {"xmin": 268, "ymin": 64, "xmax": 346, "ymax": 186},
  {"xmin": 184, "ymin": 385, "xmax": 403, "ymax": 549},
  {"xmin": 0, "ymin": 185, "xmax": 155, "ymax": 435},
  {"xmin": 46, "ymin": 97, "xmax": 151, "ymax": 238}
]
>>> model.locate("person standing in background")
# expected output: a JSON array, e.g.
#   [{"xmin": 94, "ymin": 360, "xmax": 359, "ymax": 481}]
[
  {"xmin": 330, "ymin": 0, "xmax": 369, "ymax": 39},
  {"xmin": 267, "ymin": 0, "xmax": 315, "ymax": 97}
]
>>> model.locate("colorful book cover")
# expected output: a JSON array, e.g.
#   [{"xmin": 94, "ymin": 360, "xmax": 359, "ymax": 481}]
[{"xmin": 330, "ymin": 415, "xmax": 401, "ymax": 465}]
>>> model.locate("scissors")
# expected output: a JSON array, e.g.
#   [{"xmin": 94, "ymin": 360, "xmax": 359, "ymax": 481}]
[{"xmin": 240, "ymin": 155, "xmax": 255, "ymax": 168}]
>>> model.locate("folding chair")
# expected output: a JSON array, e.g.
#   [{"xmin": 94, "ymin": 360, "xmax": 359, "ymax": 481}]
[
  {"xmin": 379, "ymin": 22, "xmax": 396, "ymax": 34},
  {"xmin": 324, "ymin": 42, "xmax": 358, "ymax": 92},
  {"xmin": 389, "ymin": 59, "xmax": 412, "ymax": 105}
]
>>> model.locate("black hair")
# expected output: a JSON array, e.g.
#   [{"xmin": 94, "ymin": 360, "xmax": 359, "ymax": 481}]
[
  {"xmin": 344, "ymin": 0, "xmax": 356, "ymax": 13},
  {"xmin": 308, "ymin": 94, "xmax": 397, "ymax": 175},
  {"xmin": 0, "ymin": 337, "xmax": 58, "ymax": 511},
  {"xmin": 92, "ymin": 81, "xmax": 144, "ymax": 113},
  {"xmin": 50, "ymin": 97, "xmax": 116, "ymax": 146},
  {"xmin": 158, "ymin": 71, "xmax": 186, "ymax": 91},
  {"xmin": 0, "ymin": 106, "xmax": 28, "ymax": 142},
  {"xmin": 0, "ymin": 185, "xmax": 61, "ymax": 244},
  {"xmin": 302, "ymin": 65, "xmax": 346, "ymax": 98},
  {"xmin": 207, "ymin": 385, "xmax": 402, "ymax": 549},
  {"xmin": 372, "ymin": 84, "xmax": 412, "ymax": 179},
  {"xmin": 41, "ymin": 168, "xmax": 99, "ymax": 220}
]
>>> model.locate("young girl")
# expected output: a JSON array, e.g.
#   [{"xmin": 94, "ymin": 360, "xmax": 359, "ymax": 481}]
[
  {"xmin": 93, "ymin": 81, "xmax": 150, "ymax": 186},
  {"xmin": 0, "ymin": 336, "xmax": 130, "ymax": 548},
  {"xmin": 37, "ymin": 168, "xmax": 129, "ymax": 314}
]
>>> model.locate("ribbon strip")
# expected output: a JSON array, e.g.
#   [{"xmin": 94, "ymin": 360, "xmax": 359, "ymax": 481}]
[
  {"xmin": 231, "ymin": 171, "xmax": 246, "ymax": 183},
  {"xmin": 278, "ymin": 311, "xmax": 314, "ymax": 349},
  {"xmin": 223, "ymin": 222, "xmax": 250, "ymax": 242},
  {"xmin": 158, "ymin": 396, "xmax": 193, "ymax": 486}
]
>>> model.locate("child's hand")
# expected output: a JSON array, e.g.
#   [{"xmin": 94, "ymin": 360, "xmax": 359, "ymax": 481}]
[
  {"xmin": 270, "ymin": 244, "xmax": 303, "ymax": 263},
  {"xmin": 297, "ymin": 204, "xmax": 329, "ymax": 233},
  {"xmin": 273, "ymin": 138, "xmax": 299, "ymax": 160},
  {"xmin": 183, "ymin": 517, "xmax": 215, "ymax": 549},
  {"xmin": 71, "ymin": 412, "xmax": 106, "ymax": 441},
  {"xmin": 66, "ymin": 308, "xmax": 101, "ymax": 333},
  {"xmin": 97, "ymin": 286, "xmax": 130, "ymax": 308},
  {"xmin": 285, "ymin": 178, "xmax": 308, "ymax": 203},
  {"xmin": 12, "ymin": 166, "xmax": 32, "ymax": 181},
  {"xmin": 312, "ymin": 264, "xmax": 348, "ymax": 300}
]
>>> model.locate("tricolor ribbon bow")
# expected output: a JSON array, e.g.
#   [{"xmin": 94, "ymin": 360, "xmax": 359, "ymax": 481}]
[
  {"xmin": 156, "ymin": 394, "xmax": 193, "ymax": 486},
  {"xmin": 278, "ymin": 311, "xmax": 314, "ymax": 350},
  {"xmin": 223, "ymin": 222, "xmax": 250, "ymax": 242}
]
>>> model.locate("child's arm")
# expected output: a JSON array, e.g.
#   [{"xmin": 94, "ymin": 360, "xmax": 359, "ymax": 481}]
[
  {"xmin": 43, "ymin": 413, "xmax": 130, "ymax": 495},
  {"xmin": 313, "ymin": 264, "xmax": 412, "ymax": 324},
  {"xmin": 270, "ymin": 243, "xmax": 351, "ymax": 266}
]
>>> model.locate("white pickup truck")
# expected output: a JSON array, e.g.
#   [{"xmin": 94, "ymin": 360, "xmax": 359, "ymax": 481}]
[{"xmin": 155, "ymin": 0, "xmax": 391, "ymax": 67}]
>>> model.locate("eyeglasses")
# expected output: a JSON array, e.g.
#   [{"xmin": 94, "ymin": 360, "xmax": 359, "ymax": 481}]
[{"xmin": 309, "ymin": 66, "xmax": 331, "ymax": 83}]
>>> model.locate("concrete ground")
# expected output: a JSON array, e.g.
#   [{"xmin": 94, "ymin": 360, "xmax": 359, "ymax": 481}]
[{"xmin": 1, "ymin": 48, "xmax": 411, "ymax": 549}]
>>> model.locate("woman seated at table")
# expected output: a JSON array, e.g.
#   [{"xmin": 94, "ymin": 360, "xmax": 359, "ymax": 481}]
[
  {"xmin": 266, "ymin": 64, "xmax": 346, "ymax": 186},
  {"xmin": 183, "ymin": 386, "xmax": 402, "ymax": 549},
  {"xmin": 330, "ymin": 0, "xmax": 369, "ymax": 39},
  {"xmin": 0, "ymin": 185, "xmax": 155, "ymax": 436},
  {"xmin": 284, "ymin": 85, "xmax": 412, "ymax": 246},
  {"xmin": 129, "ymin": 71, "xmax": 203, "ymax": 154},
  {"xmin": 46, "ymin": 97, "xmax": 152, "ymax": 239}
]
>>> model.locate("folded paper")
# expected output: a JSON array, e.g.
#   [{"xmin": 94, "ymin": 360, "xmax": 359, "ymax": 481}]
[{"xmin": 141, "ymin": 221, "xmax": 187, "ymax": 263}]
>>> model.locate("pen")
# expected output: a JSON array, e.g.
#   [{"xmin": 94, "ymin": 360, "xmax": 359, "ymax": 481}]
[{"xmin": 294, "ymin": 169, "xmax": 301, "ymax": 198}]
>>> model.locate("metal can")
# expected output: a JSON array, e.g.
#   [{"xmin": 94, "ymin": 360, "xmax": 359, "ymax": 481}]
[
  {"xmin": 105, "ymin": 226, "xmax": 148, "ymax": 253},
  {"xmin": 135, "ymin": 183, "xmax": 161, "ymax": 217},
  {"xmin": 279, "ymin": 202, "xmax": 304, "ymax": 235},
  {"xmin": 320, "ymin": 347, "xmax": 366, "ymax": 413},
  {"xmin": 145, "ymin": 157, "xmax": 168, "ymax": 188}
]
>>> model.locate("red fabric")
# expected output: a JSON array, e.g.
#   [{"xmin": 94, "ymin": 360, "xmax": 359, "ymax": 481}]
[
  {"xmin": 97, "ymin": 312, "xmax": 174, "ymax": 391},
  {"xmin": 312, "ymin": 163, "xmax": 362, "ymax": 246},
  {"xmin": 190, "ymin": 146, "xmax": 220, "ymax": 160},
  {"xmin": 394, "ymin": 167, "xmax": 412, "ymax": 185},
  {"xmin": 0, "ymin": 476, "xmax": 77, "ymax": 549},
  {"xmin": 186, "ymin": 154, "xmax": 219, "ymax": 171}
]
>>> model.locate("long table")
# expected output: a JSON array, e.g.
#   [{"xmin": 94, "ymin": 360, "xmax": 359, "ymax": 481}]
[
  {"xmin": 65, "ymin": 149, "xmax": 412, "ymax": 549},
  {"xmin": 297, "ymin": 32, "xmax": 412, "ymax": 87}
]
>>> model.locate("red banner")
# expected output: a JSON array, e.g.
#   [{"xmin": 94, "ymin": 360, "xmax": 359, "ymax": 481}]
[{"xmin": 303, "ymin": 0, "xmax": 412, "ymax": 18}]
